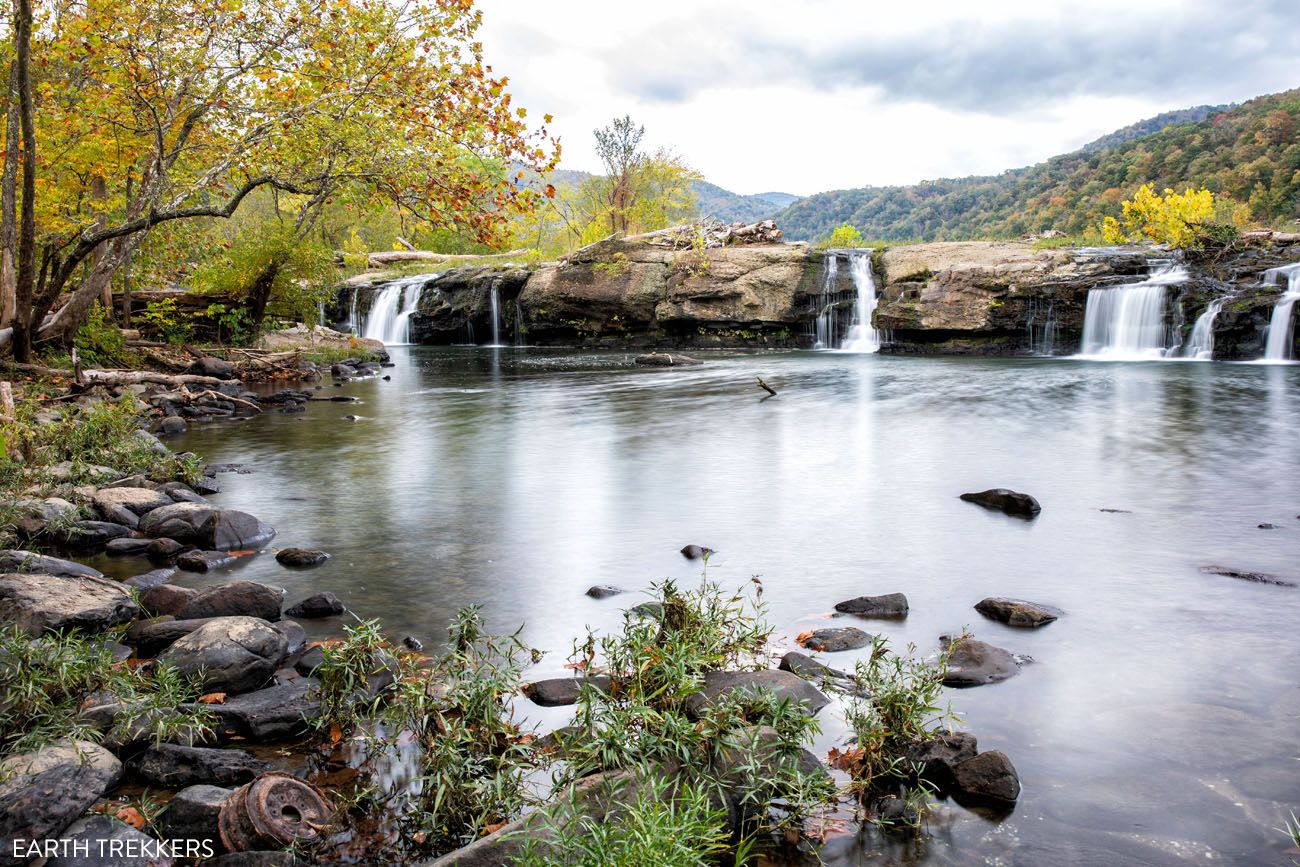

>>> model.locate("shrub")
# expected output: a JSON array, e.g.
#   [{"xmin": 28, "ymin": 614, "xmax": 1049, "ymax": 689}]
[
  {"xmin": 821, "ymin": 223, "xmax": 866, "ymax": 249},
  {"xmin": 1101, "ymin": 184, "xmax": 1216, "ymax": 249},
  {"xmin": 73, "ymin": 304, "xmax": 138, "ymax": 367}
]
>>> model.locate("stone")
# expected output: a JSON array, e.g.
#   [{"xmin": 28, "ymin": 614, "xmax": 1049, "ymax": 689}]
[
  {"xmin": 42, "ymin": 814, "xmax": 176, "ymax": 866},
  {"xmin": 160, "ymin": 415, "xmax": 189, "ymax": 435},
  {"xmin": 975, "ymin": 597, "xmax": 1062, "ymax": 627},
  {"xmin": 950, "ymin": 750, "xmax": 1021, "ymax": 807},
  {"xmin": 175, "ymin": 581, "xmax": 285, "ymax": 621},
  {"xmin": 165, "ymin": 487, "xmax": 207, "ymax": 505},
  {"xmin": 274, "ymin": 548, "xmax": 330, "ymax": 567},
  {"xmin": 157, "ymin": 617, "xmax": 288, "ymax": 695},
  {"xmin": 189, "ymin": 356, "xmax": 237, "ymax": 379},
  {"xmin": 11, "ymin": 497, "xmax": 78, "ymax": 537},
  {"xmin": 959, "ymin": 488, "xmax": 1041, "ymax": 517},
  {"xmin": 157, "ymin": 785, "xmax": 230, "ymax": 854},
  {"xmin": 206, "ymin": 681, "xmax": 321, "ymax": 740},
  {"xmin": 708, "ymin": 725, "xmax": 828, "ymax": 828},
  {"xmin": 1258, "ymin": 522, "xmax": 1277, "ymax": 529},
  {"xmin": 0, "ymin": 572, "xmax": 138, "ymax": 636},
  {"xmin": 0, "ymin": 740, "xmax": 122, "ymax": 788},
  {"xmin": 147, "ymin": 537, "xmax": 188, "ymax": 564},
  {"xmin": 122, "ymin": 568, "xmax": 176, "ymax": 591},
  {"xmin": 204, "ymin": 854, "xmax": 303, "ymax": 867},
  {"xmin": 684, "ymin": 670, "xmax": 829, "ymax": 719},
  {"xmin": 635, "ymin": 352, "xmax": 703, "ymax": 366},
  {"xmin": 585, "ymin": 584, "xmax": 626, "ymax": 599},
  {"xmin": 778, "ymin": 651, "xmax": 853, "ymax": 683},
  {"xmin": 942, "ymin": 636, "xmax": 1020, "ymax": 687},
  {"xmin": 833, "ymin": 592, "xmax": 909, "ymax": 618},
  {"xmin": 0, "ymin": 743, "xmax": 122, "ymax": 866},
  {"xmin": 1200, "ymin": 565, "xmax": 1295, "ymax": 587},
  {"xmin": 106, "ymin": 537, "xmax": 154, "ymax": 556},
  {"xmin": 679, "ymin": 544, "xmax": 714, "ymax": 560},
  {"xmin": 93, "ymin": 486, "xmax": 173, "ymax": 518},
  {"xmin": 284, "ymin": 591, "xmax": 344, "ymax": 619},
  {"xmin": 134, "ymin": 744, "xmax": 270, "ymax": 788},
  {"xmin": 0, "ymin": 549, "xmax": 102, "ymax": 578},
  {"xmin": 797, "ymin": 626, "xmax": 871, "ymax": 652},
  {"xmin": 522, "ymin": 676, "xmax": 612, "ymax": 707},
  {"xmin": 278, "ymin": 620, "xmax": 307, "ymax": 656},
  {"xmin": 58, "ymin": 520, "xmax": 133, "ymax": 550},
  {"xmin": 906, "ymin": 731, "xmax": 978, "ymax": 790},
  {"xmin": 133, "ymin": 429, "xmax": 170, "ymax": 455},
  {"xmin": 293, "ymin": 646, "xmax": 325, "ymax": 677},
  {"xmin": 177, "ymin": 550, "xmax": 238, "ymax": 572},
  {"xmin": 138, "ymin": 503, "xmax": 275, "ymax": 551},
  {"xmin": 140, "ymin": 584, "xmax": 199, "ymax": 617},
  {"xmin": 126, "ymin": 618, "xmax": 213, "ymax": 657}
]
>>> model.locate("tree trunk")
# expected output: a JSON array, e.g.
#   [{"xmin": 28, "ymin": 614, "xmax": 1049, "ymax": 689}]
[
  {"xmin": 0, "ymin": 58, "xmax": 18, "ymax": 328},
  {"xmin": 245, "ymin": 259, "xmax": 281, "ymax": 328},
  {"xmin": 38, "ymin": 235, "xmax": 139, "ymax": 343},
  {"xmin": 10, "ymin": 0, "xmax": 35, "ymax": 362},
  {"xmin": 91, "ymin": 175, "xmax": 110, "ymax": 310}
]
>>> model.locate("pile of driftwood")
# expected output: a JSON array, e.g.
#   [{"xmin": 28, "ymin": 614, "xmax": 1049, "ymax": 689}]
[{"xmin": 639, "ymin": 218, "xmax": 784, "ymax": 250}]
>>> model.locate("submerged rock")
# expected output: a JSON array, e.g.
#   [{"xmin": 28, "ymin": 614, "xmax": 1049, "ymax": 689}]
[
  {"xmin": 585, "ymin": 584, "xmax": 626, "ymax": 599},
  {"xmin": 122, "ymin": 568, "xmax": 176, "ymax": 590},
  {"xmin": 284, "ymin": 592, "xmax": 344, "ymax": 619},
  {"xmin": 635, "ymin": 352, "xmax": 703, "ymax": 366},
  {"xmin": 1201, "ymin": 565, "xmax": 1295, "ymax": 587},
  {"xmin": 942, "ymin": 636, "xmax": 1021, "ymax": 687},
  {"xmin": 177, "ymin": 550, "xmax": 238, "ymax": 572},
  {"xmin": 950, "ymin": 750, "xmax": 1021, "ymax": 807},
  {"xmin": 834, "ymin": 592, "xmax": 909, "ymax": 618},
  {"xmin": 797, "ymin": 626, "xmax": 871, "ymax": 652},
  {"xmin": 974, "ymin": 597, "xmax": 1062, "ymax": 627},
  {"xmin": 679, "ymin": 544, "xmax": 714, "ymax": 560},
  {"xmin": 522, "ymin": 676, "xmax": 612, "ymax": 707},
  {"xmin": 684, "ymin": 670, "xmax": 829, "ymax": 719},
  {"xmin": 0, "ymin": 572, "xmax": 138, "ymax": 636},
  {"xmin": 275, "ymin": 548, "xmax": 330, "ymax": 568},
  {"xmin": 959, "ymin": 488, "xmax": 1041, "ymax": 517}
]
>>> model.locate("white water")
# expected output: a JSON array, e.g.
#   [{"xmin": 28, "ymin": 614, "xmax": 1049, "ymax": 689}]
[
  {"xmin": 362, "ymin": 274, "xmax": 436, "ymax": 345},
  {"xmin": 1077, "ymin": 264, "xmax": 1187, "ymax": 360},
  {"xmin": 813, "ymin": 254, "xmax": 840, "ymax": 349},
  {"xmin": 839, "ymin": 251, "xmax": 880, "ymax": 353},
  {"xmin": 488, "ymin": 285, "xmax": 503, "ymax": 347},
  {"xmin": 1260, "ymin": 263, "xmax": 1300, "ymax": 363},
  {"xmin": 1025, "ymin": 300, "xmax": 1058, "ymax": 356},
  {"xmin": 1183, "ymin": 298, "xmax": 1225, "ymax": 360}
]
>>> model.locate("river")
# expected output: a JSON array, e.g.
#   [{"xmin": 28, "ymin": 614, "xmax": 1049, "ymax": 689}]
[{"xmin": 96, "ymin": 347, "xmax": 1300, "ymax": 865}]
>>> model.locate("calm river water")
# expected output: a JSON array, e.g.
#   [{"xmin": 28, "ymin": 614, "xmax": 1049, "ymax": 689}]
[{"xmin": 100, "ymin": 348, "xmax": 1300, "ymax": 865}]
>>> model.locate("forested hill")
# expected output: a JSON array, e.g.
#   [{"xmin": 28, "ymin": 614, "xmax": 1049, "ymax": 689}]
[
  {"xmin": 547, "ymin": 168, "xmax": 796, "ymax": 225},
  {"xmin": 775, "ymin": 89, "xmax": 1300, "ymax": 242}
]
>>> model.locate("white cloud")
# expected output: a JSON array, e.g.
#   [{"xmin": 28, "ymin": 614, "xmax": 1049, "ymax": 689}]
[{"xmin": 478, "ymin": 0, "xmax": 1300, "ymax": 195}]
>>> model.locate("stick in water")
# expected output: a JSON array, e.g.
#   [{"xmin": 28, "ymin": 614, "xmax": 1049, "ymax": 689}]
[{"xmin": 756, "ymin": 377, "xmax": 777, "ymax": 397}]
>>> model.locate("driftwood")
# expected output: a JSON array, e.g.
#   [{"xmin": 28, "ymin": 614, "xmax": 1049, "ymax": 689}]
[
  {"xmin": 365, "ymin": 248, "xmax": 527, "ymax": 267},
  {"xmin": 1, "ymin": 361, "xmax": 227, "ymax": 388},
  {"xmin": 756, "ymin": 377, "xmax": 777, "ymax": 397},
  {"xmin": 180, "ymin": 387, "xmax": 261, "ymax": 413}
]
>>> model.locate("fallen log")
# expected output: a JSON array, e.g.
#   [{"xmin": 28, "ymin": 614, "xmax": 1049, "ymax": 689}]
[
  {"xmin": 366, "ymin": 248, "xmax": 527, "ymax": 267},
  {"xmin": 1, "ymin": 361, "xmax": 228, "ymax": 389}
]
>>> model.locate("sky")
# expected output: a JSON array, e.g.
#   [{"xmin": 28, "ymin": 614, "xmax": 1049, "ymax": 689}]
[{"xmin": 478, "ymin": 0, "xmax": 1300, "ymax": 196}]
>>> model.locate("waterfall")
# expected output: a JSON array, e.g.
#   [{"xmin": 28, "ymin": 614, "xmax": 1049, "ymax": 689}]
[
  {"xmin": 1183, "ymin": 298, "xmax": 1225, "ymax": 360},
  {"xmin": 813, "ymin": 254, "xmax": 840, "ymax": 349},
  {"xmin": 1261, "ymin": 263, "xmax": 1300, "ymax": 362},
  {"xmin": 839, "ymin": 251, "xmax": 880, "ymax": 353},
  {"xmin": 1025, "ymin": 300, "xmax": 1058, "ymax": 356},
  {"xmin": 361, "ymin": 274, "xmax": 436, "ymax": 345},
  {"xmin": 488, "ymin": 285, "xmax": 503, "ymax": 347},
  {"xmin": 348, "ymin": 288, "xmax": 359, "ymax": 333},
  {"xmin": 514, "ymin": 298, "xmax": 525, "ymax": 347},
  {"xmin": 1077, "ymin": 264, "xmax": 1187, "ymax": 360}
]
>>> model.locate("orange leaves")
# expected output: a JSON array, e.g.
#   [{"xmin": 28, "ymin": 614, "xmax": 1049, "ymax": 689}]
[
  {"xmin": 198, "ymin": 692, "xmax": 228, "ymax": 704},
  {"xmin": 93, "ymin": 802, "xmax": 147, "ymax": 830},
  {"xmin": 827, "ymin": 746, "xmax": 867, "ymax": 774},
  {"xmin": 544, "ymin": 184, "xmax": 556, "ymax": 199},
  {"xmin": 795, "ymin": 631, "xmax": 827, "ymax": 652}
]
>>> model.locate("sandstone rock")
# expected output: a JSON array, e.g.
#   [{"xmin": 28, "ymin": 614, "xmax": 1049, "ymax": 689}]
[
  {"xmin": 942, "ymin": 637, "xmax": 1021, "ymax": 687},
  {"xmin": 134, "ymin": 744, "xmax": 270, "ymax": 788},
  {"xmin": 126, "ymin": 617, "xmax": 213, "ymax": 657},
  {"xmin": 950, "ymin": 750, "xmax": 1021, "ymax": 807},
  {"xmin": 147, "ymin": 537, "xmax": 188, "ymax": 564},
  {"xmin": 797, "ymin": 626, "xmax": 871, "ymax": 652},
  {"xmin": 684, "ymin": 670, "xmax": 829, "ymax": 719},
  {"xmin": 274, "ymin": 548, "xmax": 330, "ymax": 568},
  {"xmin": 175, "ymin": 581, "xmax": 284, "ymax": 622},
  {"xmin": 10, "ymin": 497, "xmax": 77, "ymax": 538},
  {"xmin": 0, "ymin": 572, "xmax": 138, "ymax": 636},
  {"xmin": 960, "ymin": 488, "xmax": 1041, "ymax": 517},
  {"xmin": 93, "ymin": 486, "xmax": 172, "ymax": 518},
  {"xmin": 834, "ymin": 592, "xmax": 909, "ymax": 618},
  {"xmin": 975, "ymin": 597, "xmax": 1062, "ymax": 627},
  {"xmin": 157, "ymin": 617, "xmax": 288, "ymax": 695},
  {"xmin": 140, "ymin": 584, "xmax": 198, "ymax": 617},
  {"xmin": 522, "ymin": 676, "xmax": 611, "ymax": 707},
  {"xmin": 0, "ymin": 743, "xmax": 123, "ymax": 867},
  {"xmin": 0, "ymin": 740, "xmax": 122, "ymax": 788},
  {"xmin": 284, "ymin": 591, "xmax": 344, "ymax": 619}
]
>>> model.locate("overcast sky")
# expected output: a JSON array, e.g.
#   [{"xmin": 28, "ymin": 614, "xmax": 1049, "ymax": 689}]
[{"xmin": 478, "ymin": 0, "xmax": 1299, "ymax": 196}]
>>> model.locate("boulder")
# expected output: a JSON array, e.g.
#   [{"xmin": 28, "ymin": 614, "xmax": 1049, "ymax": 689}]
[
  {"xmin": 189, "ymin": 356, "xmax": 237, "ymax": 379},
  {"xmin": 585, "ymin": 585, "xmax": 626, "ymax": 599},
  {"xmin": 157, "ymin": 785, "xmax": 231, "ymax": 855},
  {"xmin": 635, "ymin": 352, "xmax": 703, "ymax": 366},
  {"xmin": 93, "ymin": 486, "xmax": 172, "ymax": 518},
  {"xmin": 205, "ymin": 681, "xmax": 321, "ymax": 740},
  {"xmin": 274, "ymin": 548, "xmax": 330, "ymax": 568},
  {"xmin": 942, "ymin": 637, "xmax": 1020, "ymax": 687},
  {"xmin": 106, "ymin": 537, "xmax": 154, "ymax": 556},
  {"xmin": 138, "ymin": 502, "xmax": 213, "ymax": 540},
  {"xmin": 157, "ymin": 617, "xmax": 288, "ymax": 695},
  {"xmin": 140, "ymin": 584, "xmax": 199, "ymax": 617},
  {"xmin": 134, "ymin": 744, "xmax": 270, "ymax": 788},
  {"xmin": 679, "ymin": 544, "xmax": 714, "ymax": 560},
  {"xmin": 522, "ymin": 676, "xmax": 611, "ymax": 707},
  {"xmin": 160, "ymin": 415, "xmax": 189, "ymax": 435},
  {"xmin": 57, "ymin": 520, "xmax": 133, "ymax": 549},
  {"xmin": 0, "ymin": 740, "xmax": 122, "ymax": 789},
  {"xmin": 139, "ymin": 503, "xmax": 275, "ymax": 551},
  {"xmin": 42, "ymin": 814, "xmax": 176, "ymax": 866},
  {"xmin": 0, "ymin": 549, "xmax": 102, "ymax": 578},
  {"xmin": 284, "ymin": 592, "xmax": 344, "ymax": 619},
  {"xmin": 834, "ymin": 592, "xmax": 909, "ymax": 618},
  {"xmin": 176, "ymin": 550, "xmax": 238, "ymax": 573},
  {"xmin": 708, "ymin": 725, "xmax": 828, "ymax": 828},
  {"xmin": 959, "ymin": 488, "xmax": 1041, "ymax": 517},
  {"xmin": 974, "ymin": 597, "xmax": 1062, "ymax": 628},
  {"xmin": 683, "ymin": 670, "xmax": 829, "ymax": 719},
  {"xmin": 175, "ymin": 581, "xmax": 284, "ymax": 622},
  {"xmin": 0, "ymin": 743, "xmax": 122, "ymax": 867},
  {"xmin": 278, "ymin": 620, "xmax": 307, "ymax": 656},
  {"xmin": 905, "ymin": 731, "xmax": 978, "ymax": 790},
  {"xmin": 126, "ymin": 618, "xmax": 214, "ymax": 657},
  {"xmin": 122, "ymin": 568, "xmax": 176, "ymax": 590},
  {"xmin": 0, "ymin": 572, "xmax": 138, "ymax": 636},
  {"xmin": 11, "ymin": 497, "xmax": 77, "ymax": 538},
  {"xmin": 147, "ymin": 538, "xmax": 188, "ymax": 564},
  {"xmin": 950, "ymin": 750, "xmax": 1021, "ymax": 807},
  {"xmin": 293, "ymin": 646, "xmax": 325, "ymax": 678},
  {"xmin": 778, "ymin": 651, "xmax": 853, "ymax": 683},
  {"xmin": 133, "ymin": 429, "xmax": 170, "ymax": 455},
  {"xmin": 797, "ymin": 626, "xmax": 871, "ymax": 652}
]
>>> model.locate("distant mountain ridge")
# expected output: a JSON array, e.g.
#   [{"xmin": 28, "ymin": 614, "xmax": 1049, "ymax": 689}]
[
  {"xmin": 546, "ymin": 167, "xmax": 796, "ymax": 225},
  {"xmin": 774, "ymin": 89, "xmax": 1300, "ymax": 242}
]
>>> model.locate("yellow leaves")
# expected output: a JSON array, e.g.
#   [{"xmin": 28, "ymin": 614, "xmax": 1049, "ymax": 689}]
[{"xmin": 1101, "ymin": 183, "xmax": 1217, "ymax": 250}]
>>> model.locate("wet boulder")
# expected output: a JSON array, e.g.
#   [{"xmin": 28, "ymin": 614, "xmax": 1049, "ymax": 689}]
[
  {"xmin": 684, "ymin": 670, "xmax": 829, "ymax": 719},
  {"xmin": 906, "ymin": 731, "xmax": 978, "ymax": 790},
  {"xmin": 147, "ymin": 537, "xmax": 189, "ymax": 564},
  {"xmin": 205, "ymin": 682, "xmax": 321, "ymax": 741},
  {"xmin": 284, "ymin": 591, "xmax": 344, "ymax": 619},
  {"xmin": 138, "ymin": 503, "xmax": 275, "ymax": 551},
  {"xmin": 0, "ymin": 742, "xmax": 123, "ymax": 866},
  {"xmin": 797, "ymin": 626, "xmax": 871, "ymax": 652},
  {"xmin": 157, "ymin": 785, "xmax": 230, "ymax": 855},
  {"xmin": 679, "ymin": 544, "xmax": 714, "ymax": 560},
  {"xmin": 177, "ymin": 550, "xmax": 238, "ymax": 573},
  {"xmin": 125, "ymin": 617, "xmax": 214, "ymax": 657},
  {"xmin": 56, "ymin": 520, "xmax": 133, "ymax": 550},
  {"xmin": 122, "ymin": 567, "xmax": 176, "ymax": 591},
  {"xmin": 134, "ymin": 744, "xmax": 270, "ymax": 788},
  {"xmin": 834, "ymin": 592, "xmax": 909, "ymax": 618},
  {"xmin": 635, "ymin": 352, "xmax": 703, "ymax": 366},
  {"xmin": 42, "ymin": 814, "xmax": 176, "ymax": 867},
  {"xmin": 959, "ymin": 488, "xmax": 1041, "ymax": 517},
  {"xmin": 157, "ymin": 617, "xmax": 288, "ymax": 695},
  {"xmin": 950, "ymin": 750, "xmax": 1021, "ymax": 807},
  {"xmin": 0, "ymin": 572, "xmax": 138, "ymax": 636},
  {"xmin": 274, "ymin": 548, "xmax": 330, "ymax": 568},
  {"xmin": 0, "ymin": 549, "xmax": 102, "ymax": 578},
  {"xmin": 106, "ymin": 537, "xmax": 154, "ymax": 556},
  {"xmin": 585, "ymin": 585, "xmax": 626, "ymax": 599},
  {"xmin": 522, "ymin": 676, "xmax": 612, "ymax": 707},
  {"xmin": 175, "ymin": 581, "xmax": 284, "ymax": 622},
  {"xmin": 975, "ymin": 597, "xmax": 1062, "ymax": 627},
  {"xmin": 942, "ymin": 636, "xmax": 1021, "ymax": 687},
  {"xmin": 159, "ymin": 415, "xmax": 189, "ymax": 436},
  {"xmin": 92, "ymin": 486, "xmax": 173, "ymax": 519},
  {"xmin": 140, "ymin": 584, "xmax": 199, "ymax": 617}
]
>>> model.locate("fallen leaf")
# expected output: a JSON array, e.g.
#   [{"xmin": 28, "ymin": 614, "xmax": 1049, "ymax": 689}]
[
  {"xmin": 198, "ymin": 692, "xmax": 227, "ymax": 704},
  {"xmin": 328, "ymin": 723, "xmax": 344, "ymax": 745},
  {"xmin": 483, "ymin": 821, "xmax": 506, "ymax": 835},
  {"xmin": 115, "ymin": 806, "xmax": 146, "ymax": 829}
]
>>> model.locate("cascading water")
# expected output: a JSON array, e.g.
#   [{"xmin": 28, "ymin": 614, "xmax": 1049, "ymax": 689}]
[
  {"xmin": 348, "ymin": 289, "xmax": 359, "ymax": 333},
  {"xmin": 1261, "ymin": 263, "xmax": 1300, "ymax": 362},
  {"xmin": 839, "ymin": 251, "xmax": 880, "ymax": 353},
  {"xmin": 361, "ymin": 274, "xmax": 436, "ymax": 345},
  {"xmin": 1183, "ymin": 298, "xmax": 1225, "ymax": 360},
  {"xmin": 813, "ymin": 254, "xmax": 841, "ymax": 349},
  {"xmin": 1025, "ymin": 300, "xmax": 1058, "ymax": 356},
  {"xmin": 514, "ymin": 298, "xmax": 525, "ymax": 347},
  {"xmin": 488, "ymin": 285, "xmax": 503, "ymax": 347},
  {"xmin": 1077, "ymin": 264, "xmax": 1187, "ymax": 360}
]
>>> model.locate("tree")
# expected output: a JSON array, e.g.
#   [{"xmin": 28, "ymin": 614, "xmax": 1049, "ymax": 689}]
[
  {"xmin": 1101, "ymin": 184, "xmax": 1216, "ymax": 249},
  {"xmin": 593, "ymin": 115, "xmax": 645, "ymax": 235},
  {"xmin": 0, "ymin": 0, "xmax": 559, "ymax": 358},
  {"xmin": 824, "ymin": 224, "xmax": 865, "ymax": 248}
]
